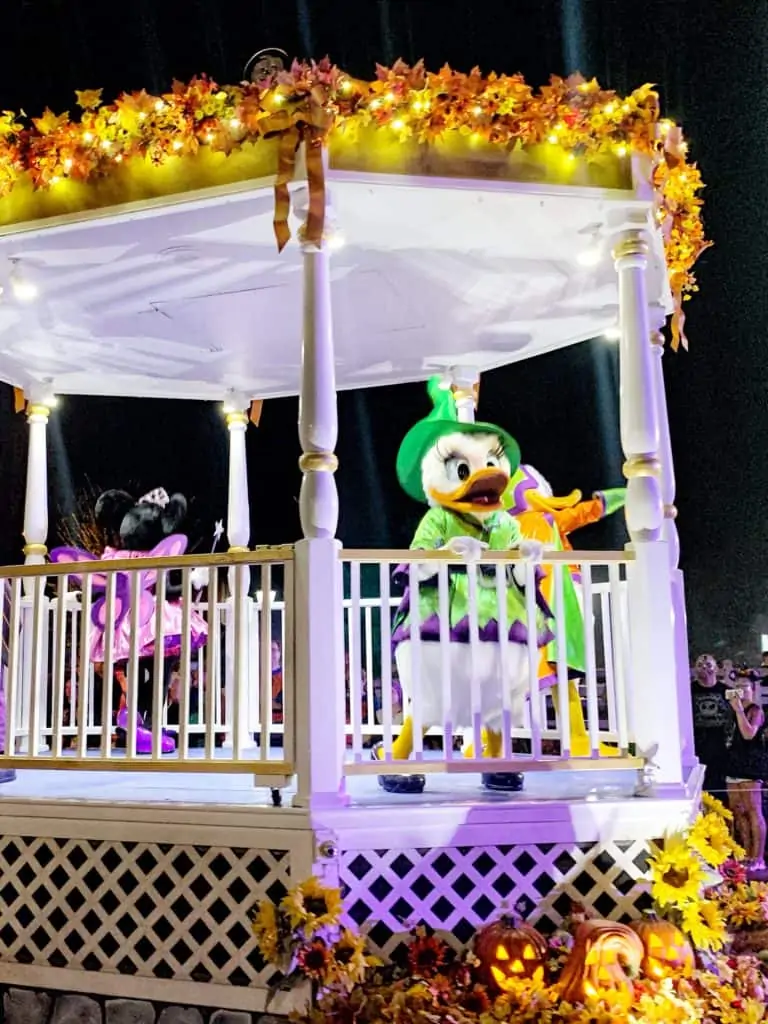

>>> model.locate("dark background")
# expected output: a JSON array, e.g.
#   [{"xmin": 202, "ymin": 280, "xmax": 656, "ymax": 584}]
[{"xmin": 0, "ymin": 0, "xmax": 759, "ymax": 657}]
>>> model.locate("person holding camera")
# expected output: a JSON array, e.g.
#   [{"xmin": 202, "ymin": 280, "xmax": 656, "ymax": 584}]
[
  {"xmin": 726, "ymin": 671, "xmax": 767, "ymax": 869},
  {"xmin": 691, "ymin": 653, "xmax": 734, "ymax": 798}
]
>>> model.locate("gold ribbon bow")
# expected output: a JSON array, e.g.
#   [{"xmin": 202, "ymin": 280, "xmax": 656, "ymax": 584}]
[{"xmin": 267, "ymin": 92, "xmax": 333, "ymax": 253}]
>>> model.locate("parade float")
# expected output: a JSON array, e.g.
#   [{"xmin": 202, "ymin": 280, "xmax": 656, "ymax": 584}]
[{"xmin": 0, "ymin": 53, "xmax": 712, "ymax": 1018}]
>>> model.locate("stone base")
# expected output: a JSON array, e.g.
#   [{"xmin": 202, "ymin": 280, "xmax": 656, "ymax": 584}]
[{"xmin": 1, "ymin": 989, "xmax": 288, "ymax": 1024}]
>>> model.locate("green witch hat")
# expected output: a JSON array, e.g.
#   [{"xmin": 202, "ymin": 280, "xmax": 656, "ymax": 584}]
[{"xmin": 396, "ymin": 377, "xmax": 521, "ymax": 503}]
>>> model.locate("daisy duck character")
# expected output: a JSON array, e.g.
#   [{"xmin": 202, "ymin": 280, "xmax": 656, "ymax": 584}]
[
  {"xmin": 503, "ymin": 465, "xmax": 626, "ymax": 756},
  {"xmin": 374, "ymin": 378, "xmax": 553, "ymax": 795}
]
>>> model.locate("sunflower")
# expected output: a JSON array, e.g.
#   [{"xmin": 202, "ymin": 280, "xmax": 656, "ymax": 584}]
[
  {"xmin": 281, "ymin": 877, "xmax": 343, "ymax": 936},
  {"xmin": 461, "ymin": 984, "xmax": 491, "ymax": 1015},
  {"xmin": 252, "ymin": 899, "xmax": 279, "ymax": 962},
  {"xmin": 682, "ymin": 899, "xmax": 728, "ymax": 951},
  {"xmin": 407, "ymin": 927, "xmax": 448, "ymax": 979},
  {"xmin": 727, "ymin": 896, "xmax": 768, "ymax": 930},
  {"xmin": 689, "ymin": 813, "xmax": 743, "ymax": 867},
  {"xmin": 648, "ymin": 832, "xmax": 705, "ymax": 909},
  {"xmin": 328, "ymin": 928, "xmax": 371, "ymax": 988},
  {"xmin": 702, "ymin": 793, "xmax": 733, "ymax": 822},
  {"xmin": 296, "ymin": 938, "xmax": 333, "ymax": 981}
]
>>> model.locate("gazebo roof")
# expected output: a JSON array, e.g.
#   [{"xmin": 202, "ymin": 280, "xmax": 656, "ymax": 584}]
[{"xmin": 0, "ymin": 62, "xmax": 708, "ymax": 404}]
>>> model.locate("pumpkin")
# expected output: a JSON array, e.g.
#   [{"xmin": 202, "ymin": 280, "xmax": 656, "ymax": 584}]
[
  {"xmin": 473, "ymin": 913, "xmax": 549, "ymax": 990},
  {"xmin": 630, "ymin": 913, "xmax": 694, "ymax": 979},
  {"xmin": 559, "ymin": 919, "xmax": 644, "ymax": 1003}
]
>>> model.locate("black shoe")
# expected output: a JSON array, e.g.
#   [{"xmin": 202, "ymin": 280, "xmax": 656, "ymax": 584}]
[
  {"xmin": 372, "ymin": 743, "xmax": 426, "ymax": 795},
  {"xmin": 482, "ymin": 772, "xmax": 525, "ymax": 792}
]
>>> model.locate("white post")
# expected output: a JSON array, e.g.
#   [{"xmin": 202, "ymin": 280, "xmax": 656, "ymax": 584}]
[
  {"xmin": 292, "ymin": 149, "xmax": 347, "ymax": 809},
  {"xmin": 649, "ymin": 313, "xmax": 696, "ymax": 773},
  {"xmin": 21, "ymin": 400, "xmax": 52, "ymax": 753},
  {"xmin": 613, "ymin": 227, "xmax": 682, "ymax": 787},
  {"xmin": 222, "ymin": 403, "xmax": 251, "ymax": 754},
  {"xmin": 449, "ymin": 368, "xmax": 478, "ymax": 425}
]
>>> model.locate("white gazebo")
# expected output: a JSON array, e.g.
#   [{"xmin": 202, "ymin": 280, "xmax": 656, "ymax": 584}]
[{"xmin": 0, "ymin": 63, "xmax": 703, "ymax": 1014}]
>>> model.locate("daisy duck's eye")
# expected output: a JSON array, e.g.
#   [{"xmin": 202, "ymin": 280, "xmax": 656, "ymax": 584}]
[
  {"xmin": 445, "ymin": 457, "xmax": 471, "ymax": 483},
  {"xmin": 486, "ymin": 453, "xmax": 501, "ymax": 469}
]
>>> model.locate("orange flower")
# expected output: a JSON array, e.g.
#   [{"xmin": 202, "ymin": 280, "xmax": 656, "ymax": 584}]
[{"xmin": 407, "ymin": 928, "xmax": 448, "ymax": 979}]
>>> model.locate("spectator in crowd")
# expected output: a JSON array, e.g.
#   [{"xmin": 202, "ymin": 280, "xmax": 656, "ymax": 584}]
[
  {"xmin": 725, "ymin": 670, "xmax": 767, "ymax": 869},
  {"xmin": 691, "ymin": 653, "xmax": 733, "ymax": 799},
  {"xmin": 271, "ymin": 641, "xmax": 283, "ymax": 725}
]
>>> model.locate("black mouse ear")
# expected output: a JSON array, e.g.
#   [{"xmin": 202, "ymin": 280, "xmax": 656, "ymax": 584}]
[
  {"xmin": 161, "ymin": 493, "xmax": 188, "ymax": 535},
  {"xmin": 95, "ymin": 489, "xmax": 135, "ymax": 530}
]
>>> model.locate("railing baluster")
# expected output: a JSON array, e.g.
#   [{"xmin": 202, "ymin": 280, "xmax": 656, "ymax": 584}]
[
  {"xmin": 5, "ymin": 578, "xmax": 21, "ymax": 756},
  {"xmin": 581, "ymin": 564, "xmax": 600, "ymax": 756},
  {"xmin": 282, "ymin": 561, "xmax": 295, "ymax": 765},
  {"xmin": 178, "ymin": 567, "xmax": 192, "ymax": 760},
  {"xmin": 525, "ymin": 562, "xmax": 542, "ymax": 759},
  {"xmin": 364, "ymin": 603, "xmax": 375, "ymax": 730},
  {"xmin": 600, "ymin": 587, "xmax": 618, "ymax": 738},
  {"xmin": 467, "ymin": 562, "xmax": 482, "ymax": 762},
  {"xmin": 258, "ymin": 566, "xmax": 272, "ymax": 762},
  {"xmin": 553, "ymin": 562, "xmax": 571, "ymax": 759},
  {"xmin": 152, "ymin": 568, "xmax": 167, "ymax": 759},
  {"xmin": 349, "ymin": 562, "xmax": 364, "ymax": 762},
  {"xmin": 437, "ymin": 562, "xmax": 453, "ymax": 763},
  {"xmin": 378, "ymin": 562, "xmax": 393, "ymax": 759},
  {"xmin": 495, "ymin": 556, "xmax": 512, "ymax": 760},
  {"xmin": 126, "ymin": 571, "xmax": 141, "ymax": 760},
  {"xmin": 609, "ymin": 563, "xmax": 630, "ymax": 753},
  {"xmin": 408, "ymin": 562, "xmax": 423, "ymax": 761},
  {"xmin": 204, "ymin": 567, "xmax": 218, "ymax": 759},
  {"xmin": 101, "ymin": 574, "xmax": 116, "ymax": 758},
  {"xmin": 76, "ymin": 574, "xmax": 93, "ymax": 759},
  {"xmin": 51, "ymin": 577, "xmax": 68, "ymax": 758}
]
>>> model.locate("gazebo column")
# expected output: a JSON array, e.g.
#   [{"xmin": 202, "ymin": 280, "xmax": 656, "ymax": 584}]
[
  {"xmin": 224, "ymin": 401, "xmax": 251, "ymax": 754},
  {"xmin": 649, "ymin": 313, "xmax": 696, "ymax": 774},
  {"xmin": 292, "ymin": 165, "xmax": 347, "ymax": 809},
  {"xmin": 613, "ymin": 227, "xmax": 682, "ymax": 787},
  {"xmin": 20, "ymin": 400, "xmax": 52, "ymax": 753}
]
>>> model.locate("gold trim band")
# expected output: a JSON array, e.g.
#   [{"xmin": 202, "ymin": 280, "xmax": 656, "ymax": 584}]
[
  {"xmin": 623, "ymin": 455, "xmax": 662, "ymax": 479},
  {"xmin": 612, "ymin": 233, "xmax": 650, "ymax": 262},
  {"xmin": 26, "ymin": 404, "xmax": 51, "ymax": 419},
  {"xmin": 225, "ymin": 411, "xmax": 249, "ymax": 427},
  {"xmin": 451, "ymin": 387, "xmax": 476, "ymax": 403},
  {"xmin": 299, "ymin": 451, "xmax": 339, "ymax": 473},
  {"xmin": 664, "ymin": 504, "xmax": 678, "ymax": 520},
  {"xmin": 227, "ymin": 545, "xmax": 249, "ymax": 553},
  {"xmin": 23, "ymin": 543, "xmax": 48, "ymax": 557}
]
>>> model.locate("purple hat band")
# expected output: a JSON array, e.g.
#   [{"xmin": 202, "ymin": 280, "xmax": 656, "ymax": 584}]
[{"xmin": 508, "ymin": 465, "xmax": 539, "ymax": 515}]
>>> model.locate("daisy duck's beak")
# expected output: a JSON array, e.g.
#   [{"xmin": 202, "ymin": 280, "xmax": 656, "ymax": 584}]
[{"xmin": 430, "ymin": 467, "xmax": 509, "ymax": 513}]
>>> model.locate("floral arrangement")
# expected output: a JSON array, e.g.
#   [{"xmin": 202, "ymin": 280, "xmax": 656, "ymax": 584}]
[
  {"xmin": 252, "ymin": 811, "xmax": 768, "ymax": 1023},
  {"xmin": 0, "ymin": 60, "xmax": 707, "ymax": 348}
]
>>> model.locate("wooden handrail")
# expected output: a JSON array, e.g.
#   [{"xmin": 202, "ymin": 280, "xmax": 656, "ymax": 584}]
[
  {"xmin": 0, "ymin": 545, "xmax": 295, "ymax": 580},
  {"xmin": 340, "ymin": 548, "xmax": 634, "ymax": 564}
]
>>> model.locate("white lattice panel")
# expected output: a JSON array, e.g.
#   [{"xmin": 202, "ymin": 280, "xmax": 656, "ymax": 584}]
[
  {"xmin": 341, "ymin": 841, "xmax": 651, "ymax": 960},
  {"xmin": 0, "ymin": 835, "xmax": 291, "ymax": 987}
]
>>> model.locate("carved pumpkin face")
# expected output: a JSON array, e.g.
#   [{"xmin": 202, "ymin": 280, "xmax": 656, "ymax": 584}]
[
  {"xmin": 630, "ymin": 916, "xmax": 694, "ymax": 979},
  {"xmin": 559, "ymin": 920, "xmax": 644, "ymax": 1004},
  {"xmin": 473, "ymin": 915, "xmax": 548, "ymax": 991}
]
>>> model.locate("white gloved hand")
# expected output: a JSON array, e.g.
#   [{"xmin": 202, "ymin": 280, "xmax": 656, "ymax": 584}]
[
  {"xmin": 189, "ymin": 567, "xmax": 209, "ymax": 592},
  {"xmin": 444, "ymin": 536, "xmax": 489, "ymax": 564},
  {"xmin": 512, "ymin": 539, "xmax": 544, "ymax": 587}
]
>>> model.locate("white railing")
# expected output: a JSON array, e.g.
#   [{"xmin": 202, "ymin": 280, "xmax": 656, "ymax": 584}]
[
  {"xmin": 338, "ymin": 549, "xmax": 639, "ymax": 775},
  {"xmin": 0, "ymin": 549, "xmax": 294, "ymax": 781}
]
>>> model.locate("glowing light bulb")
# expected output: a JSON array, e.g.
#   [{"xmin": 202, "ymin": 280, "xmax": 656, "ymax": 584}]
[
  {"xmin": 63, "ymin": 158, "xmax": 73, "ymax": 171},
  {"xmin": 340, "ymin": 78, "xmax": 353, "ymax": 94},
  {"xmin": 615, "ymin": 144, "xmax": 628, "ymax": 157},
  {"xmin": 566, "ymin": 152, "xmax": 576, "ymax": 162},
  {"xmin": 392, "ymin": 118, "xmax": 405, "ymax": 131},
  {"xmin": 472, "ymin": 105, "xmax": 483, "ymax": 116},
  {"xmin": 229, "ymin": 118, "xmax": 241, "ymax": 130},
  {"xmin": 154, "ymin": 100, "xmax": 165, "ymax": 112},
  {"xmin": 385, "ymin": 91, "xmax": 395, "ymax": 103},
  {"xmin": 603, "ymin": 102, "xmax": 616, "ymax": 115},
  {"xmin": 272, "ymin": 93, "xmax": 284, "ymax": 106},
  {"xmin": 577, "ymin": 247, "xmax": 602, "ymax": 267},
  {"xmin": 114, "ymin": 154, "xmax": 123, "ymax": 163},
  {"xmin": 172, "ymin": 140, "xmax": 183, "ymax": 151},
  {"xmin": 547, "ymin": 134, "xmax": 559, "ymax": 145},
  {"xmin": 50, "ymin": 175, "xmax": 60, "ymax": 185},
  {"xmin": 100, "ymin": 139, "xmax": 112, "ymax": 151},
  {"xmin": 370, "ymin": 99, "xmax": 382, "ymax": 110},
  {"xmin": 411, "ymin": 100, "xmax": 423, "ymax": 112},
  {"xmin": 139, "ymin": 112, "xmax": 147, "ymax": 121},
  {"xmin": 205, "ymin": 133, "xmax": 214, "ymax": 142},
  {"xmin": 82, "ymin": 132, "xmax": 94, "ymax": 144}
]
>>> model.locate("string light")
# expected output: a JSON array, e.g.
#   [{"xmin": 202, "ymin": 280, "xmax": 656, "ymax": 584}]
[
  {"xmin": 154, "ymin": 100, "xmax": 165, "ymax": 112},
  {"xmin": 229, "ymin": 118, "xmax": 241, "ymax": 129},
  {"xmin": 63, "ymin": 158, "xmax": 73, "ymax": 171},
  {"xmin": 82, "ymin": 131, "xmax": 94, "ymax": 143},
  {"xmin": 100, "ymin": 139, "xmax": 112, "ymax": 151},
  {"xmin": 391, "ymin": 119, "xmax": 405, "ymax": 131}
]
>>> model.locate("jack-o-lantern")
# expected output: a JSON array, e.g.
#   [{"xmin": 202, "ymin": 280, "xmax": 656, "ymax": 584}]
[
  {"xmin": 630, "ymin": 913, "xmax": 694, "ymax": 979},
  {"xmin": 559, "ymin": 920, "xmax": 644, "ymax": 1003},
  {"xmin": 474, "ymin": 914, "xmax": 548, "ymax": 991}
]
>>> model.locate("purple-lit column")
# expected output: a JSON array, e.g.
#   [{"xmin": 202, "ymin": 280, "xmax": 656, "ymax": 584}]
[
  {"xmin": 613, "ymin": 226, "xmax": 682, "ymax": 788},
  {"xmin": 292, "ymin": 153, "xmax": 348, "ymax": 809}
]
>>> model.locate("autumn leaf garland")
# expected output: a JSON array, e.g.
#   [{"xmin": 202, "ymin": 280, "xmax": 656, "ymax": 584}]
[{"xmin": 0, "ymin": 59, "xmax": 709, "ymax": 348}]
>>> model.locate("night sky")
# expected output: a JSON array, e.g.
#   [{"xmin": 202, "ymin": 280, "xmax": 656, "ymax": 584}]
[{"xmin": 0, "ymin": 0, "xmax": 761, "ymax": 657}]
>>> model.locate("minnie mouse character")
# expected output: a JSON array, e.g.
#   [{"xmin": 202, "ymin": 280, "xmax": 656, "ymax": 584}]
[{"xmin": 50, "ymin": 487, "xmax": 208, "ymax": 754}]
